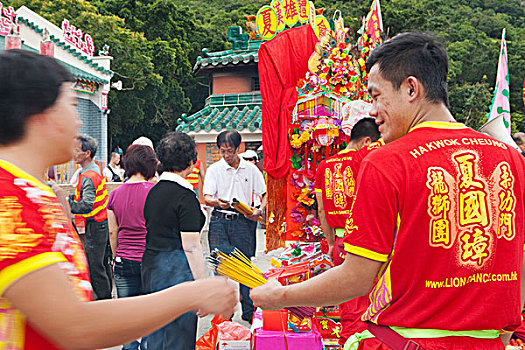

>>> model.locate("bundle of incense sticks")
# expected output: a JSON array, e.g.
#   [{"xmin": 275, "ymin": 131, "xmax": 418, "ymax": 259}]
[
  {"xmin": 231, "ymin": 198, "xmax": 263, "ymax": 223},
  {"xmin": 207, "ymin": 248, "xmax": 315, "ymax": 320}
]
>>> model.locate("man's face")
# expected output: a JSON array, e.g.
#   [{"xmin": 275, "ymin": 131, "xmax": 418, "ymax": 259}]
[
  {"xmin": 72, "ymin": 140, "xmax": 90, "ymax": 164},
  {"xmin": 517, "ymin": 134, "xmax": 525, "ymax": 152},
  {"xmin": 112, "ymin": 153, "xmax": 120, "ymax": 165},
  {"xmin": 44, "ymin": 84, "xmax": 82, "ymax": 163},
  {"xmin": 368, "ymin": 64, "xmax": 412, "ymax": 143},
  {"xmin": 219, "ymin": 144, "xmax": 238, "ymax": 165}
]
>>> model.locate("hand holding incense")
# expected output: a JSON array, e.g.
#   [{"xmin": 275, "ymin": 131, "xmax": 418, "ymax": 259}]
[
  {"xmin": 207, "ymin": 248, "xmax": 315, "ymax": 319},
  {"xmin": 231, "ymin": 198, "xmax": 263, "ymax": 223}
]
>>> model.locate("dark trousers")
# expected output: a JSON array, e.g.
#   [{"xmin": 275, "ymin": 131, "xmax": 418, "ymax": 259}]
[
  {"xmin": 208, "ymin": 213, "xmax": 257, "ymax": 320},
  {"xmin": 142, "ymin": 249, "xmax": 197, "ymax": 350},
  {"xmin": 84, "ymin": 219, "xmax": 113, "ymax": 300},
  {"xmin": 115, "ymin": 258, "xmax": 146, "ymax": 350}
]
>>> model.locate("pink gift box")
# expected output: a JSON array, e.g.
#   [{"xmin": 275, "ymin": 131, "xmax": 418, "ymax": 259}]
[{"xmin": 252, "ymin": 327, "xmax": 323, "ymax": 350}]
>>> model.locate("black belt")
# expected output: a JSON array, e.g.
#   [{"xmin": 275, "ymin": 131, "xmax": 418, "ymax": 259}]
[{"xmin": 212, "ymin": 211, "xmax": 240, "ymax": 221}]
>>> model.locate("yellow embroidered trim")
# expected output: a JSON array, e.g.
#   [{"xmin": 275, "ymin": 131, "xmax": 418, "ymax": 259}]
[
  {"xmin": 0, "ymin": 160, "xmax": 54, "ymax": 195},
  {"xmin": 0, "ymin": 252, "xmax": 67, "ymax": 295},
  {"xmin": 344, "ymin": 243, "xmax": 389, "ymax": 262}
]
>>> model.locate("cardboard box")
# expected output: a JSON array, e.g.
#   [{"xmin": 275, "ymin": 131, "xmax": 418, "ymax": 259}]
[{"xmin": 217, "ymin": 340, "xmax": 250, "ymax": 350}]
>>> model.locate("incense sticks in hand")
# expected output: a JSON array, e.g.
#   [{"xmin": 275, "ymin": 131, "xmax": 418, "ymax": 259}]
[
  {"xmin": 207, "ymin": 248, "xmax": 315, "ymax": 320},
  {"xmin": 208, "ymin": 248, "xmax": 266, "ymax": 289}
]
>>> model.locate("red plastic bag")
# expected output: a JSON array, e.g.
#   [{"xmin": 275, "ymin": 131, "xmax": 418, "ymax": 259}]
[
  {"xmin": 217, "ymin": 321, "xmax": 251, "ymax": 341},
  {"xmin": 196, "ymin": 315, "xmax": 229, "ymax": 350}
]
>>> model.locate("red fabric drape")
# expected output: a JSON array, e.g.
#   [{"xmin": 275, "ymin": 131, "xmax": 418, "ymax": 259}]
[{"xmin": 259, "ymin": 25, "xmax": 318, "ymax": 179}]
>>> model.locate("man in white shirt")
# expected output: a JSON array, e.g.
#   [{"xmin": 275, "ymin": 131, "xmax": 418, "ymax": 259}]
[
  {"xmin": 103, "ymin": 152, "xmax": 123, "ymax": 182},
  {"xmin": 203, "ymin": 130, "xmax": 266, "ymax": 323}
]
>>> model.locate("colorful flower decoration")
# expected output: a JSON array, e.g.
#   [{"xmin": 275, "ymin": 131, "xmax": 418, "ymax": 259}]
[{"xmin": 297, "ymin": 188, "xmax": 315, "ymax": 207}]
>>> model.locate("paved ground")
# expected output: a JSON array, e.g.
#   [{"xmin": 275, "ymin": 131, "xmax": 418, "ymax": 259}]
[{"xmin": 105, "ymin": 216, "xmax": 270, "ymax": 350}]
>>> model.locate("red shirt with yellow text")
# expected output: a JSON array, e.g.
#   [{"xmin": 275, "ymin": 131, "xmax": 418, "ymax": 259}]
[
  {"xmin": 0, "ymin": 160, "xmax": 92, "ymax": 349},
  {"xmin": 344, "ymin": 122, "xmax": 525, "ymax": 331},
  {"xmin": 315, "ymin": 149, "xmax": 357, "ymax": 229}
]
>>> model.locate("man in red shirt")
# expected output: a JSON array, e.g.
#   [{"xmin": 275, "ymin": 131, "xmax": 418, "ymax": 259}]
[
  {"xmin": 315, "ymin": 117, "xmax": 380, "ymax": 265},
  {"xmin": 314, "ymin": 117, "xmax": 380, "ymax": 346},
  {"xmin": 252, "ymin": 32, "xmax": 525, "ymax": 349},
  {"xmin": 0, "ymin": 49, "xmax": 237, "ymax": 349}
]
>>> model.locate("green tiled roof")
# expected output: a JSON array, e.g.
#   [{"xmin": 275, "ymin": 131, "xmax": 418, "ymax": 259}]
[
  {"xmin": 59, "ymin": 60, "xmax": 109, "ymax": 84},
  {"xmin": 193, "ymin": 26, "xmax": 261, "ymax": 73},
  {"xmin": 194, "ymin": 42, "xmax": 260, "ymax": 73},
  {"xmin": 0, "ymin": 35, "xmax": 109, "ymax": 85},
  {"xmin": 176, "ymin": 92, "xmax": 262, "ymax": 133},
  {"xmin": 17, "ymin": 16, "xmax": 114, "ymax": 76}
]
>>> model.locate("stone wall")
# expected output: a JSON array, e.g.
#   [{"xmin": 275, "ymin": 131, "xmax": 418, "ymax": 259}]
[{"xmin": 77, "ymin": 97, "xmax": 108, "ymax": 164}]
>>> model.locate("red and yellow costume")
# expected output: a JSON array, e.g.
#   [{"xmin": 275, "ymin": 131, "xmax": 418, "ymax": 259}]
[
  {"xmin": 315, "ymin": 140, "xmax": 385, "ymax": 345},
  {"xmin": 344, "ymin": 122, "xmax": 525, "ymax": 349},
  {"xmin": 0, "ymin": 160, "xmax": 92, "ymax": 349}
]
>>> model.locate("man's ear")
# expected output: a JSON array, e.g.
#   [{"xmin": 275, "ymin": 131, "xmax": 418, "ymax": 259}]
[
  {"xmin": 406, "ymin": 76, "xmax": 421, "ymax": 101},
  {"xmin": 358, "ymin": 136, "xmax": 372, "ymax": 149}
]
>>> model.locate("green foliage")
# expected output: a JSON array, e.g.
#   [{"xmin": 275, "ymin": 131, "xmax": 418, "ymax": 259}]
[{"xmin": 8, "ymin": 0, "xmax": 525, "ymax": 153}]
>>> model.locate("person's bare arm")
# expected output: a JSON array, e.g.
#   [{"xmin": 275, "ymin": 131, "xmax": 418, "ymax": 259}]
[
  {"xmin": 204, "ymin": 194, "xmax": 230, "ymax": 209},
  {"xmin": 199, "ymin": 162, "xmax": 205, "ymax": 184},
  {"xmin": 315, "ymin": 192, "xmax": 334, "ymax": 259},
  {"xmin": 181, "ymin": 231, "xmax": 205, "ymax": 280},
  {"xmin": 107, "ymin": 209, "xmax": 118, "ymax": 257},
  {"xmin": 4, "ymin": 264, "xmax": 237, "ymax": 350},
  {"xmin": 251, "ymin": 253, "xmax": 381, "ymax": 309}
]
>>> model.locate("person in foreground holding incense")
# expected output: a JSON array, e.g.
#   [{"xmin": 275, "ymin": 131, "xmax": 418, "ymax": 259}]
[
  {"xmin": 251, "ymin": 32, "xmax": 525, "ymax": 350},
  {"xmin": 0, "ymin": 49, "xmax": 237, "ymax": 350}
]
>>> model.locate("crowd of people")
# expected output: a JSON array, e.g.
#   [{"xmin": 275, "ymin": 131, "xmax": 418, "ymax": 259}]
[{"xmin": 1, "ymin": 30, "xmax": 525, "ymax": 350}]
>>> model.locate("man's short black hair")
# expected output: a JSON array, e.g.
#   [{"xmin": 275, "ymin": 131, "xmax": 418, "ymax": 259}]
[
  {"xmin": 217, "ymin": 130, "xmax": 241, "ymax": 149},
  {"xmin": 77, "ymin": 134, "xmax": 98, "ymax": 159},
  {"xmin": 0, "ymin": 49, "xmax": 74, "ymax": 146},
  {"xmin": 350, "ymin": 117, "xmax": 380, "ymax": 142},
  {"xmin": 366, "ymin": 32, "xmax": 450, "ymax": 108},
  {"xmin": 157, "ymin": 132, "xmax": 197, "ymax": 173}
]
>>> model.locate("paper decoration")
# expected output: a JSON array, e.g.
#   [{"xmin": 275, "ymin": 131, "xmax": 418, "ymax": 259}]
[
  {"xmin": 308, "ymin": 2, "xmax": 317, "ymax": 32},
  {"xmin": 256, "ymin": 6, "xmax": 279, "ymax": 41},
  {"xmin": 297, "ymin": 0, "xmax": 310, "ymax": 24},
  {"xmin": 282, "ymin": 0, "xmax": 299, "ymax": 27},
  {"xmin": 341, "ymin": 100, "xmax": 372, "ymax": 135},
  {"xmin": 314, "ymin": 15, "xmax": 330, "ymax": 39},
  {"xmin": 271, "ymin": 0, "xmax": 286, "ymax": 32}
]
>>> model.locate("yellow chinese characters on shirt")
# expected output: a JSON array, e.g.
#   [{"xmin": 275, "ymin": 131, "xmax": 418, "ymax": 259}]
[
  {"xmin": 424, "ymin": 150, "xmax": 519, "ymax": 269},
  {"xmin": 324, "ymin": 163, "xmax": 355, "ymax": 210}
]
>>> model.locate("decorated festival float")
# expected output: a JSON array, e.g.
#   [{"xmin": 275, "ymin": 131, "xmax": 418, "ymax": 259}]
[
  {"xmin": 258, "ymin": 0, "xmax": 383, "ymax": 249},
  {"xmin": 199, "ymin": 1, "xmax": 385, "ymax": 349}
]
